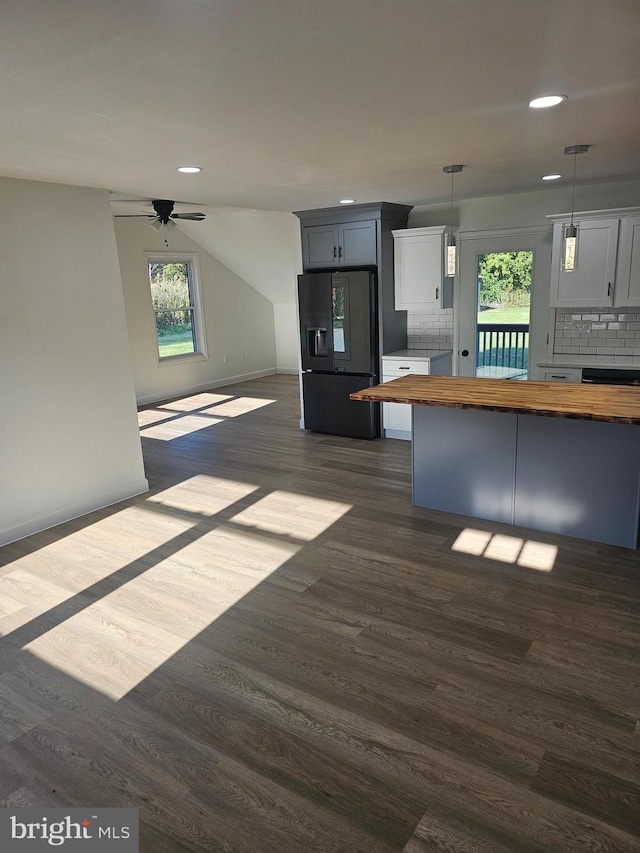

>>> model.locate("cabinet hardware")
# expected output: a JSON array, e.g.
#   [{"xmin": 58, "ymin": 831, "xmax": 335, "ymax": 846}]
[
  {"xmin": 338, "ymin": 246, "xmax": 343, "ymax": 258},
  {"xmin": 550, "ymin": 375, "xmax": 566, "ymax": 379},
  {"xmin": 399, "ymin": 366, "xmax": 410, "ymax": 370},
  {"xmin": 608, "ymin": 282, "xmax": 612, "ymax": 296},
  {"xmin": 435, "ymin": 287, "xmax": 439, "ymax": 300},
  {"xmin": 333, "ymin": 246, "xmax": 337, "ymax": 259}
]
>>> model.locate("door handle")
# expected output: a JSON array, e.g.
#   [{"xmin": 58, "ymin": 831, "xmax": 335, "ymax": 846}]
[{"xmin": 461, "ymin": 349, "xmax": 469, "ymax": 357}]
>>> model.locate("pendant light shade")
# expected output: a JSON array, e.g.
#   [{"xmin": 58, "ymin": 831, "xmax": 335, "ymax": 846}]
[
  {"xmin": 443, "ymin": 165, "xmax": 463, "ymax": 277},
  {"xmin": 562, "ymin": 145, "xmax": 589, "ymax": 272}
]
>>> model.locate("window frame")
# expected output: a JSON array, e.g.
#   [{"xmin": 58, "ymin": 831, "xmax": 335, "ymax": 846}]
[{"xmin": 145, "ymin": 252, "xmax": 208, "ymax": 365}]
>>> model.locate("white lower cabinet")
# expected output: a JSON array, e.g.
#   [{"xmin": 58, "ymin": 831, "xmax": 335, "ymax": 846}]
[
  {"xmin": 381, "ymin": 350, "xmax": 452, "ymax": 440},
  {"xmin": 543, "ymin": 368, "xmax": 582, "ymax": 383}
]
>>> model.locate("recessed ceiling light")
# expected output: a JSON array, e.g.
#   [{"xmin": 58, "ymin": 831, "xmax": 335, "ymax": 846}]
[
  {"xmin": 543, "ymin": 174, "xmax": 562, "ymax": 181},
  {"xmin": 529, "ymin": 94, "xmax": 567, "ymax": 109},
  {"xmin": 177, "ymin": 166, "xmax": 202, "ymax": 173},
  {"xmin": 339, "ymin": 198, "xmax": 355, "ymax": 204}
]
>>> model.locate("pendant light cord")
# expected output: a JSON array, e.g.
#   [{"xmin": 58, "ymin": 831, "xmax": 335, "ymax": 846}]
[
  {"xmin": 450, "ymin": 171, "xmax": 455, "ymax": 234},
  {"xmin": 570, "ymin": 151, "xmax": 577, "ymax": 227}
]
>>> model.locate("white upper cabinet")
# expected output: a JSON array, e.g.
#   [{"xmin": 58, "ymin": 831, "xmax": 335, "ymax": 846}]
[
  {"xmin": 392, "ymin": 226, "xmax": 453, "ymax": 311},
  {"xmin": 615, "ymin": 215, "xmax": 640, "ymax": 306},
  {"xmin": 548, "ymin": 208, "xmax": 640, "ymax": 308},
  {"xmin": 549, "ymin": 218, "xmax": 619, "ymax": 307}
]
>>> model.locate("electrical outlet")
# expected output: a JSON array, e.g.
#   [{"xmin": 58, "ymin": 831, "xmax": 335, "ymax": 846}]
[
  {"xmin": 572, "ymin": 321, "xmax": 591, "ymax": 331},
  {"xmin": 243, "ymin": 350, "xmax": 250, "ymax": 360},
  {"xmin": 222, "ymin": 354, "xmax": 229, "ymax": 364}
]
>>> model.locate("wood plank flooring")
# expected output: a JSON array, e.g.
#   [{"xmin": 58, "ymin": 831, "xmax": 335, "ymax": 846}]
[{"xmin": 1, "ymin": 374, "xmax": 639, "ymax": 851}]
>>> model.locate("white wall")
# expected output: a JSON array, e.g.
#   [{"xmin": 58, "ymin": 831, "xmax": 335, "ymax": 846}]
[
  {"xmin": 180, "ymin": 208, "xmax": 302, "ymax": 373},
  {"xmin": 0, "ymin": 179, "xmax": 148, "ymax": 546},
  {"xmin": 115, "ymin": 219, "xmax": 278, "ymax": 403},
  {"xmin": 273, "ymin": 303, "xmax": 300, "ymax": 373},
  {"xmin": 409, "ymin": 178, "xmax": 640, "ymax": 231}
]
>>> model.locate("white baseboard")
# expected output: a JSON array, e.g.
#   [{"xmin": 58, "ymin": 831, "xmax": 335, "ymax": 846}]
[
  {"xmin": 0, "ymin": 478, "xmax": 150, "ymax": 547},
  {"xmin": 276, "ymin": 367, "xmax": 299, "ymax": 375},
  {"xmin": 136, "ymin": 368, "xmax": 278, "ymax": 406}
]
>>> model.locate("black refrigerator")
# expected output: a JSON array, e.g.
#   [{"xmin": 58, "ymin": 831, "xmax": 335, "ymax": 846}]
[{"xmin": 298, "ymin": 269, "xmax": 379, "ymax": 439}]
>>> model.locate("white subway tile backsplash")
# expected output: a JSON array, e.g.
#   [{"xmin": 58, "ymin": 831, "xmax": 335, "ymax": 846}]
[
  {"xmin": 407, "ymin": 308, "xmax": 453, "ymax": 351},
  {"xmin": 554, "ymin": 306, "xmax": 640, "ymax": 361}
]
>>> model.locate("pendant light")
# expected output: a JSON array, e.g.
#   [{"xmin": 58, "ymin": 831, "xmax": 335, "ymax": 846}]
[
  {"xmin": 562, "ymin": 145, "xmax": 589, "ymax": 272},
  {"xmin": 443, "ymin": 165, "xmax": 463, "ymax": 277}
]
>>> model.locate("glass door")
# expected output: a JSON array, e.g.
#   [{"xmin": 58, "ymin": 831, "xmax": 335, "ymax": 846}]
[
  {"xmin": 331, "ymin": 271, "xmax": 375, "ymax": 374},
  {"xmin": 457, "ymin": 232, "xmax": 551, "ymax": 378}
]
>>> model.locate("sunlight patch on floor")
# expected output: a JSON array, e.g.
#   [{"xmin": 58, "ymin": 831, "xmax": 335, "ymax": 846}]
[
  {"xmin": 452, "ymin": 527, "xmax": 557, "ymax": 571},
  {"xmin": 137, "ymin": 408, "xmax": 178, "ymax": 427},
  {"xmin": 146, "ymin": 475, "xmax": 259, "ymax": 517},
  {"xmin": 20, "ymin": 490, "xmax": 353, "ymax": 700},
  {"xmin": 231, "ymin": 490, "xmax": 353, "ymax": 541},
  {"xmin": 0, "ymin": 505, "xmax": 198, "ymax": 636},
  {"xmin": 160, "ymin": 393, "xmax": 233, "ymax": 411},
  {"xmin": 200, "ymin": 397, "xmax": 276, "ymax": 417},
  {"xmin": 141, "ymin": 414, "xmax": 223, "ymax": 440},
  {"xmin": 24, "ymin": 529, "xmax": 298, "ymax": 700},
  {"xmin": 139, "ymin": 394, "xmax": 276, "ymax": 440}
]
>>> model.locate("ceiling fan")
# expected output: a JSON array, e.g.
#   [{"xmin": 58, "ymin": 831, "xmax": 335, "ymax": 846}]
[{"xmin": 114, "ymin": 199, "xmax": 206, "ymax": 245}]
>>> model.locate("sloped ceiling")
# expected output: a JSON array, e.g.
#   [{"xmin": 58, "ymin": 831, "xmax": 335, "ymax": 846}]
[{"xmin": 179, "ymin": 209, "xmax": 301, "ymax": 304}]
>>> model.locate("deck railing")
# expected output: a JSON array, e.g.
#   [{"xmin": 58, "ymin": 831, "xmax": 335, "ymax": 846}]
[{"xmin": 477, "ymin": 323, "xmax": 529, "ymax": 370}]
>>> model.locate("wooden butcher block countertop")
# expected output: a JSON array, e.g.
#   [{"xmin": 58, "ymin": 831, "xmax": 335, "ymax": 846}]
[{"xmin": 350, "ymin": 375, "xmax": 640, "ymax": 424}]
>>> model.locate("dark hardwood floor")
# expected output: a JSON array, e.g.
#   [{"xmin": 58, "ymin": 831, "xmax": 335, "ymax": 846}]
[{"xmin": 1, "ymin": 374, "xmax": 639, "ymax": 851}]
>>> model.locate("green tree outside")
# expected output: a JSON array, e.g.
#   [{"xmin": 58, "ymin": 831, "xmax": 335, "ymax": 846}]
[{"xmin": 477, "ymin": 251, "xmax": 532, "ymax": 324}]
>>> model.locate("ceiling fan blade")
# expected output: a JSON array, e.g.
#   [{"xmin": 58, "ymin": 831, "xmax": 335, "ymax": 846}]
[
  {"xmin": 114, "ymin": 214, "xmax": 156, "ymax": 218},
  {"xmin": 171, "ymin": 212, "xmax": 206, "ymax": 221}
]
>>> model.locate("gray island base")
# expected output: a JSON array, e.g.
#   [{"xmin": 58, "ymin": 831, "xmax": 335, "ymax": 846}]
[
  {"xmin": 349, "ymin": 376, "xmax": 640, "ymax": 550},
  {"xmin": 412, "ymin": 405, "xmax": 640, "ymax": 549}
]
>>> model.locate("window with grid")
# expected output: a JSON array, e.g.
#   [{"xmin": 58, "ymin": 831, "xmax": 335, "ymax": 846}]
[{"xmin": 146, "ymin": 254, "xmax": 206, "ymax": 361}]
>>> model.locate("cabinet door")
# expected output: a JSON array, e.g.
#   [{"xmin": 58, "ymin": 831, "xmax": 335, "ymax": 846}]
[
  {"xmin": 302, "ymin": 225, "xmax": 338, "ymax": 268},
  {"xmin": 550, "ymin": 219, "xmax": 619, "ymax": 307},
  {"xmin": 381, "ymin": 359, "xmax": 431, "ymax": 438},
  {"xmin": 615, "ymin": 216, "xmax": 640, "ymax": 306},
  {"xmin": 394, "ymin": 231, "xmax": 444, "ymax": 311},
  {"xmin": 338, "ymin": 220, "xmax": 377, "ymax": 266}
]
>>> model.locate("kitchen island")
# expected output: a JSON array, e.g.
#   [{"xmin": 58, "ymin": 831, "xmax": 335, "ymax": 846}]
[{"xmin": 351, "ymin": 375, "xmax": 640, "ymax": 548}]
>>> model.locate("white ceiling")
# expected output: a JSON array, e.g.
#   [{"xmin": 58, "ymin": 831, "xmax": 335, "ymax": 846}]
[{"xmin": 2, "ymin": 0, "xmax": 639, "ymax": 213}]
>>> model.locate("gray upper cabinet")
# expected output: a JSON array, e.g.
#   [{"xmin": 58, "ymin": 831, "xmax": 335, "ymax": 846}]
[
  {"xmin": 294, "ymin": 202, "xmax": 413, "ymax": 362},
  {"xmin": 302, "ymin": 220, "xmax": 377, "ymax": 268}
]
